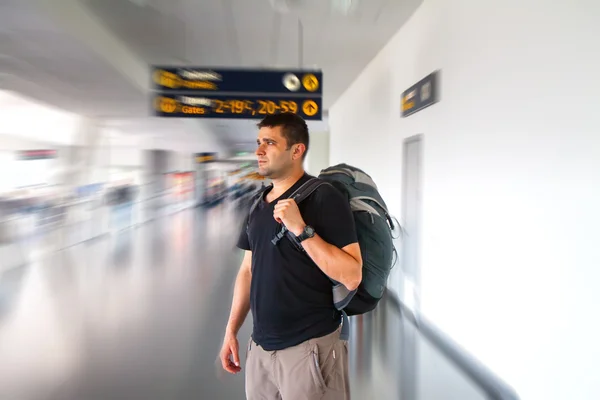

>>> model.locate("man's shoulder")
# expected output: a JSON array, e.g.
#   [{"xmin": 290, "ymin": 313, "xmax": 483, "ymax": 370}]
[
  {"xmin": 295, "ymin": 179, "xmax": 349, "ymax": 217},
  {"xmin": 310, "ymin": 179, "xmax": 344, "ymax": 202}
]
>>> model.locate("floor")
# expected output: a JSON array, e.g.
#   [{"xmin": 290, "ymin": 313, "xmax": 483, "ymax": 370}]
[{"xmin": 0, "ymin": 204, "xmax": 484, "ymax": 400}]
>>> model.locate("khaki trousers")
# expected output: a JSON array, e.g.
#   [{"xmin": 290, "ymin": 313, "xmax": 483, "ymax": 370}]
[{"xmin": 245, "ymin": 325, "xmax": 350, "ymax": 400}]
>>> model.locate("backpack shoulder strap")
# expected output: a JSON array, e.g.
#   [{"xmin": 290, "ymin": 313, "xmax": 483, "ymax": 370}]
[
  {"xmin": 246, "ymin": 184, "xmax": 272, "ymax": 232},
  {"xmin": 270, "ymin": 177, "xmax": 329, "ymax": 246},
  {"xmin": 289, "ymin": 177, "xmax": 330, "ymax": 204}
]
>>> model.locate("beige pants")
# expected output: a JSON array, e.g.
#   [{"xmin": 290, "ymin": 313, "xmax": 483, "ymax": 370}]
[{"xmin": 245, "ymin": 325, "xmax": 350, "ymax": 400}]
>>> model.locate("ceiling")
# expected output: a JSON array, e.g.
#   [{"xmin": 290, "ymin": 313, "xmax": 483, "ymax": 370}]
[
  {"xmin": 0, "ymin": 0, "xmax": 147, "ymax": 118},
  {"xmin": 0, "ymin": 0, "xmax": 422, "ymax": 153}
]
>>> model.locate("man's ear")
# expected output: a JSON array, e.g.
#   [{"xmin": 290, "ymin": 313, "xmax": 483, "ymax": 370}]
[{"xmin": 292, "ymin": 144, "xmax": 306, "ymax": 160}]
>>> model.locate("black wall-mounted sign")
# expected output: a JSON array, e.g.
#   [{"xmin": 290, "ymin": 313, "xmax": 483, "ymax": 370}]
[
  {"xmin": 153, "ymin": 94, "xmax": 322, "ymax": 120},
  {"xmin": 152, "ymin": 67, "xmax": 322, "ymax": 96},
  {"xmin": 401, "ymin": 70, "xmax": 440, "ymax": 118},
  {"xmin": 151, "ymin": 66, "xmax": 323, "ymax": 120},
  {"xmin": 195, "ymin": 152, "xmax": 217, "ymax": 163},
  {"xmin": 18, "ymin": 149, "xmax": 57, "ymax": 160}
]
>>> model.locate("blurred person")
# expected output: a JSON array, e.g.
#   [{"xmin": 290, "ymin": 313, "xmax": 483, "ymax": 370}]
[{"xmin": 219, "ymin": 113, "xmax": 362, "ymax": 399}]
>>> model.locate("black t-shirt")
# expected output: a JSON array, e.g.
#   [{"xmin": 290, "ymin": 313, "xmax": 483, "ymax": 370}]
[{"xmin": 237, "ymin": 173, "xmax": 358, "ymax": 351}]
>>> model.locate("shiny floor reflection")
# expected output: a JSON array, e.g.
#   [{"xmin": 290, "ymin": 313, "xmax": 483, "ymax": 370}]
[
  {"xmin": 0, "ymin": 204, "xmax": 482, "ymax": 400},
  {"xmin": 1, "ymin": 206, "xmax": 249, "ymax": 400}
]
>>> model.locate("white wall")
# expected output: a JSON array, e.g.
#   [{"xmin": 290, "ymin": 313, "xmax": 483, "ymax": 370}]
[
  {"xmin": 305, "ymin": 131, "xmax": 330, "ymax": 176},
  {"xmin": 329, "ymin": 1, "xmax": 600, "ymax": 399},
  {"xmin": 166, "ymin": 151, "xmax": 194, "ymax": 172},
  {"xmin": 0, "ymin": 91, "xmax": 78, "ymax": 145},
  {"xmin": 0, "ymin": 134, "xmax": 56, "ymax": 151},
  {"xmin": 108, "ymin": 147, "xmax": 143, "ymax": 167},
  {"xmin": 0, "ymin": 135, "xmax": 61, "ymax": 190},
  {"xmin": 105, "ymin": 121, "xmax": 227, "ymax": 157}
]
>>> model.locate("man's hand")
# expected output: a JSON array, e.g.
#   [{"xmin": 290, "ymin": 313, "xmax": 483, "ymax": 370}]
[
  {"xmin": 220, "ymin": 332, "xmax": 242, "ymax": 374},
  {"xmin": 273, "ymin": 199, "xmax": 306, "ymax": 236}
]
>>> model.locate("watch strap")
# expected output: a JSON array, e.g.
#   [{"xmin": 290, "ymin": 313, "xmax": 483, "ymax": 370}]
[{"xmin": 297, "ymin": 225, "xmax": 314, "ymax": 242}]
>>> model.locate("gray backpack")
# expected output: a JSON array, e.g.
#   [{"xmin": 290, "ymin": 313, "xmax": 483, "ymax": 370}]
[
  {"xmin": 248, "ymin": 164, "xmax": 397, "ymax": 324},
  {"xmin": 317, "ymin": 164, "xmax": 397, "ymax": 315}
]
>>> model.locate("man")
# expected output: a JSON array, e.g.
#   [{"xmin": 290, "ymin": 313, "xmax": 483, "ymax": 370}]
[{"xmin": 219, "ymin": 112, "xmax": 362, "ymax": 400}]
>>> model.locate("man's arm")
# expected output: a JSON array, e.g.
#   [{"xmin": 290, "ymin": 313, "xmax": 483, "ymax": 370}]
[
  {"xmin": 225, "ymin": 250, "xmax": 252, "ymax": 335},
  {"xmin": 300, "ymin": 237, "xmax": 362, "ymax": 290},
  {"xmin": 274, "ymin": 196, "xmax": 362, "ymax": 291},
  {"xmin": 220, "ymin": 250, "xmax": 252, "ymax": 374}
]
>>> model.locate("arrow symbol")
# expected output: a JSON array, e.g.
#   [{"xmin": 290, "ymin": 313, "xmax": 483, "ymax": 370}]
[
  {"xmin": 302, "ymin": 74, "xmax": 319, "ymax": 92},
  {"xmin": 302, "ymin": 100, "xmax": 318, "ymax": 116}
]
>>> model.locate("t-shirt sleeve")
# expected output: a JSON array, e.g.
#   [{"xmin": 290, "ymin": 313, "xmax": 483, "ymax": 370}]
[
  {"xmin": 237, "ymin": 214, "xmax": 251, "ymax": 250},
  {"xmin": 311, "ymin": 184, "xmax": 358, "ymax": 249}
]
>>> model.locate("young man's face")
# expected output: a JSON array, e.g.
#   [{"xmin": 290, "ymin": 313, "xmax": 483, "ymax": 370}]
[{"xmin": 255, "ymin": 126, "xmax": 296, "ymax": 179}]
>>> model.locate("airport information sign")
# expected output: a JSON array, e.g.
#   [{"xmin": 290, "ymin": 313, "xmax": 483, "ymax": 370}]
[
  {"xmin": 151, "ymin": 67, "xmax": 323, "ymax": 120},
  {"xmin": 195, "ymin": 152, "xmax": 217, "ymax": 163},
  {"xmin": 401, "ymin": 70, "xmax": 440, "ymax": 118},
  {"xmin": 153, "ymin": 94, "xmax": 321, "ymax": 120},
  {"xmin": 152, "ymin": 67, "xmax": 322, "ymax": 95}
]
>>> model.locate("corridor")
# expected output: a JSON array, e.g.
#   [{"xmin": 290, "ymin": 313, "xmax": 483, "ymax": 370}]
[{"xmin": 0, "ymin": 205, "xmax": 495, "ymax": 400}]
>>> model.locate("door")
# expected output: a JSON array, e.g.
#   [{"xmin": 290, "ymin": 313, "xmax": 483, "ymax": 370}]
[{"xmin": 401, "ymin": 134, "xmax": 423, "ymax": 313}]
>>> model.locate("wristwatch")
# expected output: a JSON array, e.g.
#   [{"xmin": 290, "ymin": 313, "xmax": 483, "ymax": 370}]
[{"xmin": 296, "ymin": 225, "xmax": 315, "ymax": 242}]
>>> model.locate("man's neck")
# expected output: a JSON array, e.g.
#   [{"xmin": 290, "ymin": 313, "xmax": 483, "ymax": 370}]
[{"xmin": 270, "ymin": 167, "xmax": 306, "ymax": 196}]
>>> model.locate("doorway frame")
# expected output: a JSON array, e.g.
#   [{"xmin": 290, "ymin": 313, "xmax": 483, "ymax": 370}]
[{"xmin": 400, "ymin": 133, "xmax": 423, "ymax": 313}]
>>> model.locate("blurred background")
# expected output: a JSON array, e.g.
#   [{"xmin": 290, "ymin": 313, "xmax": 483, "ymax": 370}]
[{"xmin": 1, "ymin": 0, "xmax": 600, "ymax": 399}]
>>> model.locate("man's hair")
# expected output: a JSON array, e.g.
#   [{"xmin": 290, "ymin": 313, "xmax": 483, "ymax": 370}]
[{"xmin": 257, "ymin": 112, "xmax": 309, "ymax": 159}]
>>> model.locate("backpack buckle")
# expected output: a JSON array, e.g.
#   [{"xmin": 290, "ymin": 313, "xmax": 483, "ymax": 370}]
[{"xmin": 271, "ymin": 226, "xmax": 288, "ymax": 245}]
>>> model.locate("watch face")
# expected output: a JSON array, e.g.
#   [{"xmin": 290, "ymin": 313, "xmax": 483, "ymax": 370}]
[{"xmin": 305, "ymin": 226, "xmax": 315, "ymax": 236}]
